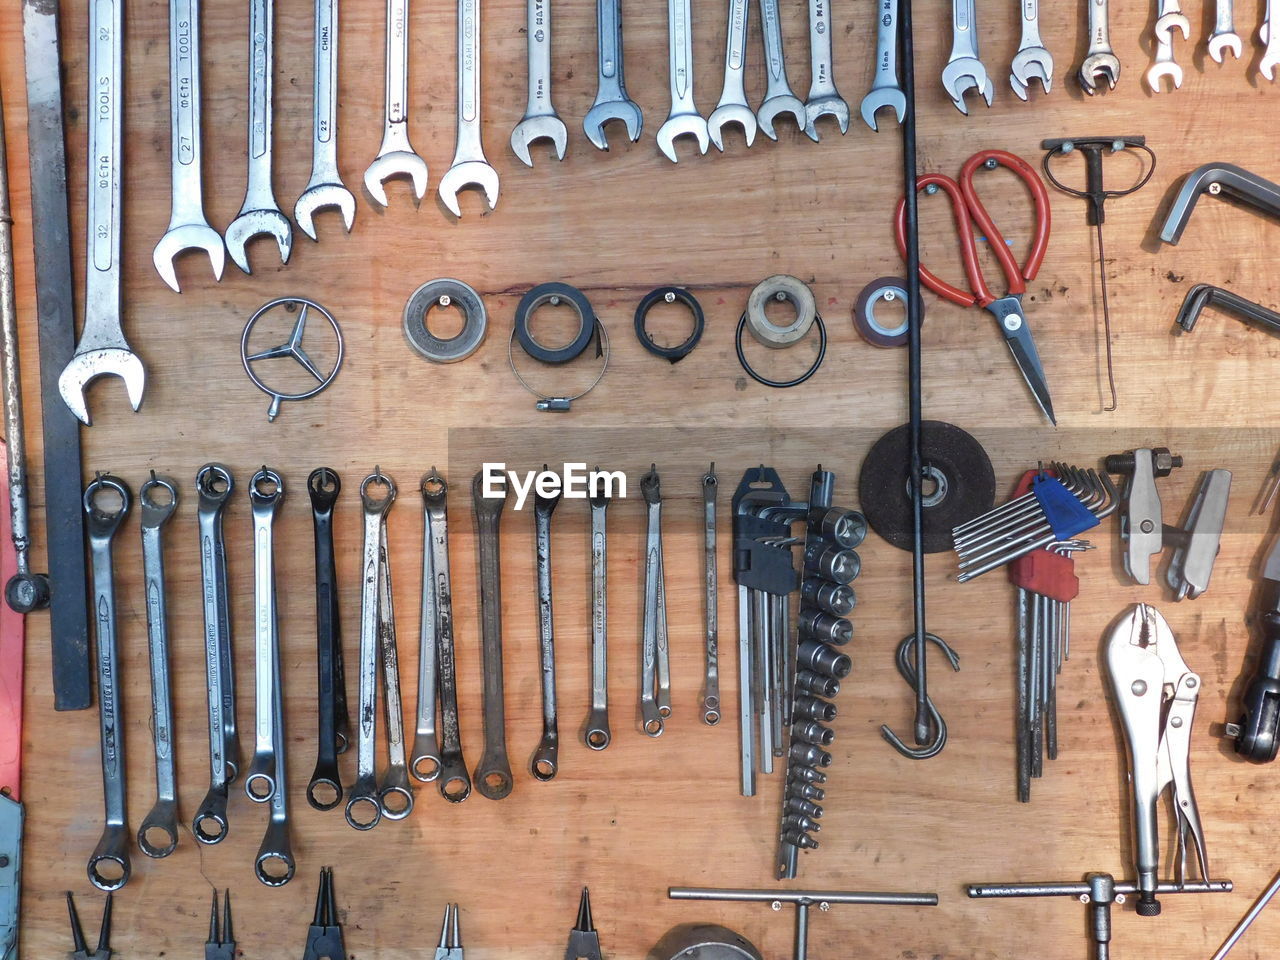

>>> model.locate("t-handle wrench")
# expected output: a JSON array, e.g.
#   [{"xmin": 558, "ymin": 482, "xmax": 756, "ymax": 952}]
[
  {"xmin": 364, "ymin": 0, "xmax": 429, "ymax": 207},
  {"xmin": 510, "ymin": 0, "xmax": 568, "ymax": 165},
  {"xmin": 657, "ymin": 0, "xmax": 709, "ymax": 161},
  {"xmin": 708, "ymin": 0, "xmax": 757, "ymax": 151},
  {"xmin": 585, "ymin": 486, "xmax": 611, "ymax": 750},
  {"xmin": 471, "ymin": 472, "xmax": 513, "ymax": 799},
  {"xmin": 438, "ymin": 0, "xmax": 499, "ymax": 216},
  {"xmin": 859, "ymin": 0, "xmax": 906, "ymax": 130},
  {"xmin": 1078, "ymin": 0, "xmax": 1120, "ymax": 92},
  {"xmin": 297, "ymin": 0, "xmax": 356, "ymax": 235},
  {"xmin": 583, "ymin": 0, "xmax": 642, "ymax": 150},
  {"xmin": 803, "ymin": 0, "xmax": 848, "ymax": 139},
  {"xmin": 756, "ymin": 0, "xmax": 807, "ymax": 139}
]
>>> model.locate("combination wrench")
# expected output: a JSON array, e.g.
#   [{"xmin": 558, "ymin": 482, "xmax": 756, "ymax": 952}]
[
  {"xmin": 657, "ymin": 0, "xmax": 709, "ymax": 161},
  {"xmin": 364, "ymin": 0, "xmax": 429, "ymax": 207},
  {"xmin": 531, "ymin": 478, "xmax": 561, "ymax": 780},
  {"xmin": 137, "ymin": 475, "xmax": 180, "ymax": 860},
  {"xmin": 84, "ymin": 475, "xmax": 132, "ymax": 891},
  {"xmin": 471, "ymin": 473, "xmax": 514, "ymax": 799},
  {"xmin": 859, "ymin": 0, "xmax": 906, "ymax": 130},
  {"xmin": 225, "ymin": 0, "xmax": 292, "ymax": 273},
  {"xmin": 1010, "ymin": 0, "xmax": 1053, "ymax": 99},
  {"xmin": 708, "ymin": 0, "xmax": 757, "ymax": 150},
  {"xmin": 640, "ymin": 467, "xmax": 670, "ymax": 737},
  {"xmin": 803, "ymin": 0, "xmax": 848, "ymax": 139},
  {"xmin": 438, "ymin": 0, "xmax": 499, "ymax": 216},
  {"xmin": 702, "ymin": 466, "xmax": 721, "ymax": 726},
  {"xmin": 1078, "ymin": 0, "xmax": 1120, "ymax": 92},
  {"xmin": 152, "ymin": 0, "xmax": 225, "ymax": 291},
  {"xmin": 1207, "ymin": 0, "xmax": 1242, "ymax": 61},
  {"xmin": 1260, "ymin": 0, "xmax": 1280, "ymax": 79},
  {"xmin": 375, "ymin": 506, "xmax": 414, "ymax": 819},
  {"xmin": 941, "ymin": 0, "xmax": 992, "ymax": 113},
  {"xmin": 583, "ymin": 0, "xmax": 642, "ymax": 150},
  {"xmin": 296, "ymin": 0, "xmax": 356, "ymax": 235},
  {"xmin": 511, "ymin": 0, "xmax": 568, "ymax": 165},
  {"xmin": 756, "ymin": 0, "xmax": 808, "ymax": 141},
  {"xmin": 585, "ymin": 485, "xmax": 610, "ymax": 750},
  {"xmin": 58, "ymin": 0, "xmax": 144, "ymax": 425},
  {"xmin": 1145, "ymin": 0, "xmax": 1190, "ymax": 92},
  {"xmin": 307, "ymin": 468, "xmax": 346, "ymax": 811}
]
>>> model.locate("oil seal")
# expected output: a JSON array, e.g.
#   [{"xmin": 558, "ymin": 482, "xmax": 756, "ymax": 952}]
[
  {"xmin": 745, "ymin": 275, "xmax": 817, "ymax": 347},
  {"xmin": 403, "ymin": 278, "xmax": 488, "ymax": 362},
  {"xmin": 514, "ymin": 282, "xmax": 598, "ymax": 364},
  {"xmin": 853, "ymin": 276, "xmax": 924, "ymax": 348},
  {"xmin": 634, "ymin": 286, "xmax": 705, "ymax": 362}
]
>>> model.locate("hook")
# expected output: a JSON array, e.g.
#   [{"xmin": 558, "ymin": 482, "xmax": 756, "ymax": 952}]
[{"xmin": 881, "ymin": 633, "xmax": 961, "ymax": 760}]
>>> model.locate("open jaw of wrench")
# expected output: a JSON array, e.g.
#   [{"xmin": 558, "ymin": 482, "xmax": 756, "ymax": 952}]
[
  {"xmin": 439, "ymin": 0, "xmax": 499, "ymax": 216},
  {"xmin": 1260, "ymin": 1, "xmax": 1280, "ymax": 79},
  {"xmin": 657, "ymin": 0, "xmax": 709, "ymax": 161},
  {"xmin": 153, "ymin": 0, "xmax": 225, "ymax": 291},
  {"xmin": 1207, "ymin": 0, "xmax": 1241, "ymax": 61},
  {"xmin": 137, "ymin": 475, "xmax": 181, "ymax": 859},
  {"xmin": 1010, "ymin": 0, "xmax": 1053, "ymax": 99},
  {"xmin": 364, "ymin": 0, "xmax": 429, "ymax": 207},
  {"xmin": 307, "ymin": 468, "xmax": 347, "ymax": 811},
  {"xmin": 702, "ymin": 466, "xmax": 721, "ymax": 725},
  {"xmin": 193, "ymin": 465, "xmax": 239, "ymax": 844},
  {"xmin": 1145, "ymin": 0, "xmax": 1190, "ymax": 91},
  {"xmin": 296, "ymin": 0, "xmax": 355, "ymax": 235},
  {"xmin": 583, "ymin": 0, "xmax": 642, "ymax": 150},
  {"xmin": 224, "ymin": 0, "xmax": 292, "ymax": 273},
  {"xmin": 84, "ymin": 475, "xmax": 132, "ymax": 891},
  {"xmin": 941, "ymin": 0, "xmax": 993, "ymax": 113},
  {"xmin": 756, "ymin": 0, "xmax": 809, "ymax": 140},
  {"xmin": 531, "ymin": 478, "xmax": 561, "ymax": 780},
  {"xmin": 511, "ymin": 0, "xmax": 568, "ymax": 165},
  {"xmin": 471, "ymin": 472, "xmax": 514, "ymax": 799},
  {"xmin": 803, "ymin": 0, "xmax": 848, "ymax": 138},
  {"xmin": 640, "ymin": 467, "xmax": 671, "ymax": 737},
  {"xmin": 585, "ymin": 485, "xmax": 611, "ymax": 749},
  {"xmin": 860, "ymin": 0, "xmax": 906, "ymax": 130},
  {"xmin": 708, "ymin": 0, "xmax": 757, "ymax": 150},
  {"xmin": 58, "ymin": 0, "xmax": 144, "ymax": 425},
  {"xmin": 1078, "ymin": 0, "xmax": 1119, "ymax": 93}
]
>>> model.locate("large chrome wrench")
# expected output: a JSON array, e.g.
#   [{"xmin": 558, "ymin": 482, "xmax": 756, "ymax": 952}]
[
  {"xmin": 375, "ymin": 517, "xmax": 414, "ymax": 819},
  {"xmin": 1260, "ymin": 0, "xmax": 1280, "ymax": 79},
  {"xmin": 640, "ymin": 468, "xmax": 668, "ymax": 737},
  {"xmin": 756, "ymin": 0, "xmax": 806, "ymax": 140},
  {"xmin": 583, "ymin": 0, "xmax": 642, "ymax": 150},
  {"xmin": 531, "ymin": 481, "xmax": 560, "ymax": 780},
  {"xmin": 941, "ymin": 0, "xmax": 993, "ymax": 113},
  {"xmin": 306, "ymin": 468, "xmax": 344, "ymax": 811},
  {"xmin": 84, "ymin": 475, "xmax": 131, "ymax": 891},
  {"xmin": 438, "ymin": 0, "xmax": 499, "ymax": 216},
  {"xmin": 511, "ymin": 0, "xmax": 568, "ymax": 165},
  {"xmin": 1145, "ymin": 0, "xmax": 1190, "ymax": 92},
  {"xmin": 297, "ymin": 0, "xmax": 356, "ymax": 235},
  {"xmin": 803, "ymin": 0, "xmax": 848, "ymax": 138},
  {"xmin": 471, "ymin": 473, "xmax": 513, "ymax": 800},
  {"xmin": 1207, "ymin": 0, "xmax": 1242, "ymax": 61},
  {"xmin": 152, "ymin": 0, "xmax": 224, "ymax": 291},
  {"xmin": 708, "ymin": 0, "xmax": 757, "ymax": 150},
  {"xmin": 137, "ymin": 475, "xmax": 180, "ymax": 860},
  {"xmin": 859, "ymin": 0, "xmax": 906, "ymax": 130},
  {"xmin": 657, "ymin": 0, "xmax": 709, "ymax": 161},
  {"xmin": 585, "ymin": 486, "xmax": 610, "ymax": 750},
  {"xmin": 244, "ymin": 469, "xmax": 285, "ymax": 807},
  {"xmin": 58, "ymin": 0, "xmax": 144, "ymax": 425},
  {"xmin": 225, "ymin": 0, "xmax": 292, "ymax": 273},
  {"xmin": 1078, "ymin": 0, "xmax": 1120, "ymax": 93},
  {"xmin": 1010, "ymin": 0, "xmax": 1053, "ymax": 99},
  {"xmin": 364, "ymin": 0, "xmax": 429, "ymax": 207}
]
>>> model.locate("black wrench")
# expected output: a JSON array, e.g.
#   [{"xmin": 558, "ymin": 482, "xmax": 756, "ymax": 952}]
[
  {"xmin": 531, "ymin": 474, "xmax": 561, "ymax": 781},
  {"xmin": 471, "ymin": 472, "xmax": 513, "ymax": 800},
  {"xmin": 306, "ymin": 468, "xmax": 345, "ymax": 811}
]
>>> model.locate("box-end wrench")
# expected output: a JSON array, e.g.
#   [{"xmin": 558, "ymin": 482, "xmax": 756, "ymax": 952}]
[
  {"xmin": 859, "ymin": 0, "xmax": 906, "ymax": 130},
  {"xmin": 583, "ymin": 0, "xmax": 642, "ymax": 150},
  {"xmin": 438, "ymin": 0, "xmax": 499, "ymax": 216},
  {"xmin": 708, "ymin": 0, "xmax": 757, "ymax": 151},
  {"xmin": 225, "ymin": 0, "xmax": 292, "ymax": 273},
  {"xmin": 640, "ymin": 467, "xmax": 668, "ymax": 736},
  {"xmin": 1145, "ymin": 0, "xmax": 1190, "ymax": 92},
  {"xmin": 84, "ymin": 475, "xmax": 131, "ymax": 892},
  {"xmin": 137, "ymin": 475, "xmax": 180, "ymax": 859},
  {"xmin": 585, "ymin": 485, "xmax": 611, "ymax": 750},
  {"xmin": 306, "ymin": 469, "xmax": 344, "ymax": 811},
  {"xmin": 152, "ymin": 0, "xmax": 225, "ymax": 292},
  {"xmin": 702, "ymin": 467, "xmax": 721, "ymax": 726},
  {"xmin": 803, "ymin": 0, "xmax": 848, "ymax": 139},
  {"xmin": 412, "ymin": 474, "xmax": 443, "ymax": 785},
  {"xmin": 531, "ymin": 479, "xmax": 561, "ymax": 781},
  {"xmin": 244, "ymin": 470, "xmax": 285, "ymax": 808},
  {"xmin": 1078, "ymin": 0, "xmax": 1119, "ymax": 93},
  {"xmin": 58, "ymin": 0, "xmax": 144, "ymax": 425},
  {"xmin": 1260, "ymin": 0, "xmax": 1280, "ymax": 79},
  {"xmin": 471, "ymin": 472, "xmax": 513, "ymax": 799},
  {"xmin": 511, "ymin": 0, "xmax": 568, "ymax": 165},
  {"xmin": 375, "ymin": 517, "xmax": 415, "ymax": 819},
  {"xmin": 756, "ymin": 0, "xmax": 807, "ymax": 140},
  {"xmin": 296, "ymin": 0, "xmax": 356, "ymax": 236},
  {"xmin": 657, "ymin": 0, "xmax": 709, "ymax": 161},
  {"xmin": 1010, "ymin": 0, "xmax": 1053, "ymax": 100},
  {"xmin": 1207, "ymin": 0, "xmax": 1241, "ymax": 61},
  {"xmin": 941, "ymin": 0, "xmax": 993, "ymax": 114},
  {"xmin": 364, "ymin": 0, "xmax": 429, "ymax": 208}
]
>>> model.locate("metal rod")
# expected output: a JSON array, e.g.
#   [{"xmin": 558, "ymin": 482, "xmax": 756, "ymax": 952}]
[
  {"xmin": 1210, "ymin": 868, "xmax": 1280, "ymax": 960},
  {"xmin": 967, "ymin": 879, "xmax": 1232, "ymax": 898},
  {"xmin": 669, "ymin": 887, "xmax": 940, "ymax": 906}
]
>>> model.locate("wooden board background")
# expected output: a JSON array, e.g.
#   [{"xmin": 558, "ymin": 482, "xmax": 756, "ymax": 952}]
[{"xmin": 6, "ymin": 0, "xmax": 1280, "ymax": 954}]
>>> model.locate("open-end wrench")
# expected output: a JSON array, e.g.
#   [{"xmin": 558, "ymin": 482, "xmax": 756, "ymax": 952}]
[
  {"xmin": 225, "ymin": 0, "xmax": 292, "ymax": 274},
  {"xmin": 1010, "ymin": 0, "xmax": 1053, "ymax": 99},
  {"xmin": 438, "ymin": 0, "xmax": 499, "ymax": 216},
  {"xmin": 708, "ymin": 0, "xmax": 757, "ymax": 150},
  {"xmin": 583, "ymin": 0, "xmax": 642, "ymax": 150},
  {"xmin": 1260, "ymin": 0, "xmax": 1280, "ymax": 79},
  {"xmin": 364, "ymin": 0, "xmax": 429, "ymax": 207},
  {"xmin": 84, "ymin": 475, "xmax": 131, "ymax": 892},
  {"xmin": 756, "ymin": 0, "xmax": 808, "ymax": 140},
  {"xmin": 531, "ymin": 477, "xmax": 560, "ymax": 780},
  {"xmin": 1207, "ymin": 0, "xmax": 1242, "ymax": 61},
  {"xmin": 1078, "ymin": 0, "xmax": 1120, "ymax": 92},
  {"xmin": 375, "ymin": 517, "xmax": 414, "ymax": 820},
  {"xmin": 657, "ymin": 0, "xmax": 709, "ymax": 161},
  {"xmin": 296, "ymin": 0, "xmax": 355, "ymax": 236},
  {"xmin": 471, "ymin": 472, "xmax": 513, "ymax": 800},
  {"xmin": 640, "ymin": 467, "xmax": 669, "ymax": 736},
  {"xmin": 306, "ymin": 469, "xmax": 344, "ymax": 811},
  {"xmin": 702, "ymin": 466, "xmax": 721, "ymax": 725},
  {"xmin": 153, "ymin": 0, "xmax": 224, "ymax": 291},
  {"xmin": 859, "ymin": 0, "xmax": 906, "ymax": 130},
  {"xmin": 585, "ymin": 485, "xmax": 610, "ymax": 750},
  {"xmin": 941, "ymin": 0, "xmax": 993, "ymax": 113},
  {"xmin": 1145, "ymin": 0, "xmax": 1190, "ymax": 91},
  {"xmin": 58, "ymin": 0, "xmax": 144, "ymax": 425},
  {"xmin": 511, "ymin": 0, "xmax": 568, "ymax": 165},
  {"xmin": 137, "ymin": 475, "xmax": 180, "ymax": 860},
  {"xmin": 803, "ymin": 0, "xmax": 848, "ymax": 139},
  {"xmin": 244, "ymin": 470, "xmax": 285, "ymax": 808}
]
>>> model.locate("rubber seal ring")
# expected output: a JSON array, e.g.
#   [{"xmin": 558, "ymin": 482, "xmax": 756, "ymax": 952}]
[
  {"xmin": 634, "ymin": 286, "xmax": 705, "ymax": 362},
  {"xmin": 746, "ymin": 275, "xmax": 818, "ymax": 348},
  {"xmin": 734, "ymin": 311, "xmax": 827, "ymax": 388},
  {"xmin": 403, "ymin": 278, "xmax": 488, "ymax": 363},
  {"xmin": 853, "ymin": 277, "xmax": 923, "ymax": 348},
  {"xmin": 514, "ymin": 282, "xmax": 597, "ymax": 364}
]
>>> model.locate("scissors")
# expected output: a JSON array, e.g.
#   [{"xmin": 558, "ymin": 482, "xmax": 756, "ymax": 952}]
[{"xmin": 895, "ymin": 149, "xmax": 1055, "ymax": 424}]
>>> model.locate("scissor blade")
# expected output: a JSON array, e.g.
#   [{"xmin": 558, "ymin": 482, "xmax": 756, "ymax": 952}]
[{"xmin": 1003, "ymin": 322, "xmax": 1057, "ymax": 425}]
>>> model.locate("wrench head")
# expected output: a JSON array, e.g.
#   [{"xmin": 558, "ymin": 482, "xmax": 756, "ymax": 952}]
[
  {"xmin": 436, "ymin": 161, "xmax": 500, "ymax": 218},
  {"xmin": 582, "ymin": 98, "xmax": 643, "ymax": 151},
  {"xmin": 707, "ymin": 102, "xmax": 757, "ymax": 151},
  {"xmin": 1263, "ymin": 48, "xmax": 1280, "ymax": 80},
  {"xmin": 363, "ymin": 151, "xmax": 430, "ymax": 209},
  {"xmin": 859, "ymin": 88, "xmax": 907, "ymax": 131},
  {"xmin": 57, "ymin": 348, "xmax": 145, "ymax": 425},
  {"xmin": 941, "ymin": 58, "xmax": 993, "ymax": 114},
  {"xmin": 1208, "ymin": 32, "xmax": 1242, "ymax": 63},
  {"xmin": 1154, "ymin": 12, "xmax": 1191, "ymax": 41},
  {"xmin": 803, "ymin": 95, "xmax": 849, "ymax": 141},
  {"xmin": 656, "ymin": 113, "xmax": 710, "ymax": 163},
  {"xmin": 223, "ymin": 209, "xmax": 293, "ymax": 275},
  {"xmin": 756, "ymin": 94, "xmax": 806, "ymax": 140},
  {"xmin": 294, "ymin": 183, "xmax": 357, "ymax": 241},
  {"xmin": 1010, "ymin": 47, "xmax": 1054, "ymax": 100},
  {"xmin": 1078, "ymin": 53, "xmax": 1120, "ymax": 94},
  {"xmin": 1145, "ymin": 60, "xmax": 1184, "ymax": 92},
  {"xmin": 151, "ymin": 223, "xmax": 226, "ymax": 293},
  {"xmin": 510, "ymin": 115, "xmax": 569, "ymax": 167}
]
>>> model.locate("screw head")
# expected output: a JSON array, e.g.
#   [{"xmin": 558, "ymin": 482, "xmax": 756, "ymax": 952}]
[
  {"xmin": 1209, "ymin": 182, "xmax": 1222, "ymax": 195},
  {"xmin": 664, "ymin": 291, "xmax": 676, "ymax": 303},
  {"xmin": 818, "ymin": 901, "xmax": 830, "ymax": 912},
  {"xmin": 438, "ymin": 295, "xmax": 452, "ymax": 308},
  {"xmin": 771, "ymin": 900, "xmax": 782, "ymax": 912},
  {"xmin": 549, "ymin": 295, "xmax": 561, "ymax": 306},
  {"xmin": 1132, "ymin": 679, "xmax": 1148, "ymax": 696}
]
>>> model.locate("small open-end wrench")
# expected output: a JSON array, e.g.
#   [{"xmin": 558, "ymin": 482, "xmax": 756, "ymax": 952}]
[
  {"xmin": 471, "ymin": 472, "xmax": 513, "ymax": 800},
  {"xmin": 1260, "ymin": 0, "xmax": 1280, "ymax": 79},
  {"xmin": 859, "ymin": 0, "xmax": 906, "ymax": 130},
  {"xmin": 306, "ymin": 468, "xmax": 344, "ymax": 811},
  {"xmin": 1145, "ymin": 0, "xmax": 1190, "ymax": 91},
  {"xmin": 375, "ymin": 517, "xmax": 414, "ymax": 820},
  {"xmin": 583, "ymin": 0, "xmax": 642, "ymax": 149},
  {"xmin": 296, "ymin": 0, "xmax": 355, "ymax": 236},
  {"xmin": 137, "ymin": 475, "xmax": 180, "ymax": 859},
  {"xmin": 1078, "ymin": 0, "xmax": 1120, "ymax": 92},
  {"xmin": 153, "ymin": 0, "xmax": 225, "ymax": 291},
  {"xmin": 756, "ymin": 0, "xmax": 808, "ymax": 140},
  {"xmin": 511, "ymin": 0, "xmax": 567, "ymax": 165},
  {"xmin": 244, "ymin": 469, "xmax": 285, "ymax": 808},
  {"xmin": 1010, "ymin": 0, "xmax": 1053, "ymax": 99},
  {"xmin": 531, "ymin": 477, "xmax": 560, "ymax": 780},
  {"xmin": 640, "ymin": 467, "xmax": 669, "ymax": 736},
  {"xmin": 84, "ymin": 475, "xmax": 131, "ymax": 891},
  {"xmin": 708, "ymin": 0, "xmax": 757, "ymax": 150},
  {"xmin": 225, "ymin": 0, "xmax": 292, "ymax": 273},
  {"xmin": 364, "ymin": 0, "xmax": 429, "ymax": 207},
  {"xmin": 803, "ymin": 0, "xmax": 848, "ymax": 139},
  {"xmin": 58, "ymin": 0, "xmax": 144, "ymax": 425},
  {"xmin": 657, "ymin": 0, "xmax": 709, "ymax": 161},
  {"xmin": 702, "ymin": 466, "xmax": 721, "ymax": 726},
  {"xmin": 1207, "ymin": 0, "xmax": 1242, "ymax": 60},
  {"xmin": 585, "ymin": 484, "xmax": 610, "ymax": 750},
  {"xmin": 941, "ymin": 0, "xmax": 993, "ymax": 113},
  {"xmin": 438, "ymin": 0, "xmax": 499, "ymax": 216}
]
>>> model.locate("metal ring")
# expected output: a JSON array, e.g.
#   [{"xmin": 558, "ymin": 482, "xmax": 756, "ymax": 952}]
[
  {"xmin": 853, "ymin": 277, "xmax": 923, "ymax": 348},
  {"xmin": 241, "ymin": 298, "xmax": 344, "ymax": 421},
  {"xmin": 513, "ymin": 282, "xmax": 597, "ymax": 364},
  {"xmin": 745, "ymin": 275, "xmax": 817, "ymax": 348},
  {"xmin": 734, "ymin": 312, "xmax": 827, "ymax": 389},
  {"xmin": 508, "ymin": 323, "xmax": 610, "ymax": 410},
  {"xmin": 634, "ymin": 286, "xmax": 705, "ymax": 362},
  {"xmin": 403, "ymin": 278, "xmax": 488, "ymax": 363}
]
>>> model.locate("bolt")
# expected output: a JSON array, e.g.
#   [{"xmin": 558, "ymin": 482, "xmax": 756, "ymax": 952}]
[
  {"xmin": 1061, "ymin": 141, "xmax": 1075, "ymax": 153},
  {"xmin": 549, "ymin": 295, "xmax": 561, "ymax": 306},
  {"xmin": 664, "ymin": 291, "xmax": 676, "ymax": 303}
]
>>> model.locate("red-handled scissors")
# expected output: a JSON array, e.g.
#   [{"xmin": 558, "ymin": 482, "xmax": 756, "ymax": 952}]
[{"xmin": 895, "ymin": 149, "xmax": 1056, "ymax": 424}]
